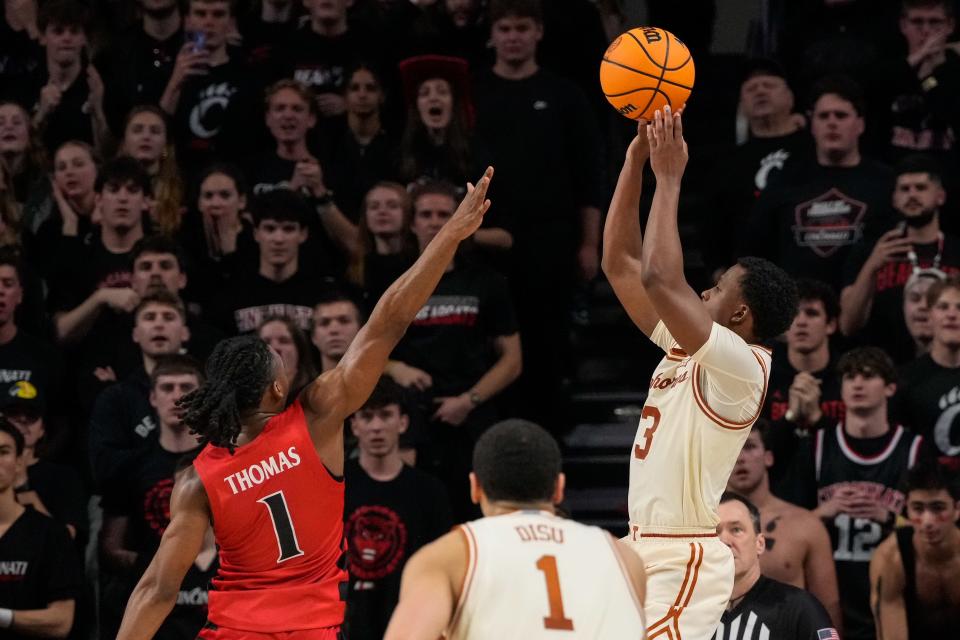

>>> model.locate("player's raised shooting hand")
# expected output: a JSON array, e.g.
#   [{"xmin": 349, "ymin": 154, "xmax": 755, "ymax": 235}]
[
  {"xmin": 445, "ymin": 166, "xmax": 493, "ymax": 241},
  {"xmin": 647, "ymin": 105, "xmax": 688, "ymax": 185},
  {"xmin": 626, "ymin": 120, "xmax": 651, "ymax": 165}
]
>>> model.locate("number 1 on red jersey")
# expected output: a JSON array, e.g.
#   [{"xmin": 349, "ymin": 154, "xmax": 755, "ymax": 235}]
[{"xmin": 258, "ymin": 490, "xmax": 305, "ymax": 562}]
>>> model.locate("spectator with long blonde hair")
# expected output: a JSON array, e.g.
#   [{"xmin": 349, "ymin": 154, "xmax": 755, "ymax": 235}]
[{"xmin": 121, "ymin": 105, "xmax": 184, "ymax": 235}]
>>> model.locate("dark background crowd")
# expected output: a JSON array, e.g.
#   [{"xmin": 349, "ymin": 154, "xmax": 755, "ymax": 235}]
[{"xmin": 0, "ymin": 0, "xmax": 959, "ymax": 639}]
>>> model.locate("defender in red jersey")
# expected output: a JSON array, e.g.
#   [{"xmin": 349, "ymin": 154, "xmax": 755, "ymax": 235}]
[{"xmin": 115, "ymin": 168, "xmax": 495, "ymax": 640}]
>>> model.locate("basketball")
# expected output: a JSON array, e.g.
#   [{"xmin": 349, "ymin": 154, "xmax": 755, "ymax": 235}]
[{"xmin": 600, "ymin": 27, "xmax": 695, "ymax": 121}]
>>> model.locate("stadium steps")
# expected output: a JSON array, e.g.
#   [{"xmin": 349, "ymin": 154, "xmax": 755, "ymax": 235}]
[{"xmin": 561, "ymin": 394, "xmax": 644, "ymax": 537}]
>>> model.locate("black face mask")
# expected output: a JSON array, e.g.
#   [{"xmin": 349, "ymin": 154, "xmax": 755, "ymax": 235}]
[{"xmin": 903, "ymin": 207, "xmax": 938, "ymax": 228}]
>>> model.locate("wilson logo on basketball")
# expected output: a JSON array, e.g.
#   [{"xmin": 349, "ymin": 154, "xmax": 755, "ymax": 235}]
[
  {"xmin": 641, "ymin": 27, "xmax": 662, "ymax": 44},
  {"xmin": 618, "ymin": 104, "xmax": 637, "ymax": 115}
]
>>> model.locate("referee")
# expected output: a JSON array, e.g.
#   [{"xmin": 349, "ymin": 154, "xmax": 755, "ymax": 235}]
[{"xmin": 713, "ymin": 492, "xmax": 840, "ymax": 640}]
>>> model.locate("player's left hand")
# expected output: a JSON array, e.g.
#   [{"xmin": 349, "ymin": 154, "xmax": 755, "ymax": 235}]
[
  {"xmin": 432, "ymin": 394, "xmax": 473, "ymax": 426},
  {"xmin": 647, "ymin": 105, "xmax": 688, "ymax": 184},
  {"xmin": 446, "ymin": 166, "xmax": 493, "ymax": 241}
]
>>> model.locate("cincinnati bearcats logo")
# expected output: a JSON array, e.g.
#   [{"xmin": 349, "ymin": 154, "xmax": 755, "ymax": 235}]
[
  {"xmin": 346, "ymin": 505, "xmax": 407, "ymax": 581},
  {"xmin": 143, "ymin": 478, "xmax": 175, "ymax": 538},
  {"xmin": 934, "ymin": 385, "xmax": 960, "ymax": 457}
]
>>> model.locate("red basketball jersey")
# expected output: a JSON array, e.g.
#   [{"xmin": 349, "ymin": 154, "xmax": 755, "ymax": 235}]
[{"xmin": 193, "ymin": 400, "xmax": 347, "ymax": 632}]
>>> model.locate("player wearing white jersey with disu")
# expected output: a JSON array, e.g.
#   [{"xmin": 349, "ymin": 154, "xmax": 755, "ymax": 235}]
[
  {"xmin": 602, "ymin": 106, "xmax": 799, "ymax": 639},
  {"xmin": 384, "ymin": 419, "xmax": 647, "ymax": 639}
]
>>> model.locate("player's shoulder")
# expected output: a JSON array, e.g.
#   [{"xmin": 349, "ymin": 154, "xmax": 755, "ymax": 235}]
[
  {"xmin": 405, "ymin": 525, "xmax": 471, "ymax": 588},
  {"xmin": 871, "ymin": 530, "xmax": 904, "ymax": 571},
  {"xmin": 776, "ymin": 500, "xmax": 822, "ymax": 527}
]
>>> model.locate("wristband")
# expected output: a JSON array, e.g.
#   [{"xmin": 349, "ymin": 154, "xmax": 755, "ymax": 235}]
[
  {"xmin": 0, "ymin": 608, "xmax": 13, "ymax": 628},
  {"xmin": 311, "ymin": 191, "xmax": 335, "ymax": 208}
]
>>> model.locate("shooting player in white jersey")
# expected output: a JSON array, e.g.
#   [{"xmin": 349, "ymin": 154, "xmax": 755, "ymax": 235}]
[
  {"xmin": 601, "ymin": 107, "xmax": 798, "ymax": 639},
  {"xmin": 384, "ymin": 419, "xmax": 647, "ymax": 639}
]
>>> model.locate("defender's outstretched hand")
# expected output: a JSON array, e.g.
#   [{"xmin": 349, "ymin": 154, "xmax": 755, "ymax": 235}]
[
  {"xmin": 647, "ymin": 106, "xmax": 688, "ymax": 183},
  {"xmin": 446, "ymin": 167, "xmax": 494, "ymax": 241}
]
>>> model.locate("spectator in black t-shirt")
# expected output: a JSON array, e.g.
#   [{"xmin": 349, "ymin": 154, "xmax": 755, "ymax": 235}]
[
  {"xmin": 347, "ymin": 182, "xmax": 417, "ymax": 305},
  {"xmin": 871, "ymin": 0, "xmax": 960, "ymax": 165},
  {"xmin": 209, "ymin": 189, "xmax": 336, "ymax": 334},
  {"xmin": 249, "ymin": 79, "xmax": 322, "ymax": 198},
  {"xmin": 88, "ymin": 290, "xmax": 192, "ymax": 493},
  {"xmin": 159, "ymin": 0, "xmax": 261, "ymax": 175},
  {"xmin": 177, "ymin": 163, "xmax": 257, "ymax": 302},
  {"xmin": 22, "ymin": 140, "xmax": 98, "ymax": 270},
  {"xmin": 895, "ymin": 275, "xmax": 960, "ymax": 468},
  {"xmin": 705, "ymin": 58, "xmax": 810, "ymax": 275},
  {"xmin": 765, "ymin": 279, "xmax": 845, "ymax": 487},
  {"xmin": 99, "ymin": 355, "xmax": 203, "ymax": 640},
  {"xmin": 2, "ymin": 386, "xmax": 85, "ymax": 541},
  {"xmin": 97, "ymin": 0, "xmax": 184, "ymax": 132},
  {"xmin": 740, "ymin": 76, "xmax": 894, "ymax": 291},
  {"xmin": 0, "ymin": 252, "xmax": 64, "ymax": 423},
  {"xmin": 319, "ymin": 64, "xmax": 397, "ymax": 221},
  {"xmin": 396, "ymin": 55, "xmax": 478, "ymax": 192},
  {"xmin": 474, "ymin": 0, "xmax": 603, "ymax": 427},
  {"xmin": 284, "ymin": 0, "xmax": 378, "ymax": 122},
  {"xmin": 344, "ymin": 377, "xmax": 452, "ymax": 640},
  {"xmin": 248, "ymin": 80, "xmax": 359, "ymax": 275},
  {"xmin": 25, "ymin": 1, "xmax": 109, "ymax": 156},
  {"xmin": 841, "ymin": 154, "xmax": 960, "ymax": 363},
  {"xmin": 407, "ymin": 0, "xmax": 490, "ymax": 68},
  {"xmin": 395, "ymin": 54, "xmax": 509, "ymax": 252},
  {"xmin": 0, "ymin": 1, "xmax": 43, "ymax": 102},
  {"xmin": 388, "ymin": 181, "xmax": 520, "ymax": 519},
  {"xmin": 0, "ymin": 418, "xmax": 80, "ymax": 640},
  {"xmin": 311, "ymin": 289, "xmax": 364, "ymax": 373},
  {"xmin": 238, "ymin": 0, "xmax": 302, "ymax": 82},
  {"xmin": 902, "ymin": 268, "xmax": 943, "ymax": 356},
  {"xmin": 714, "ymin": 492, "xmax": 838, "ymax": 640},
  {"xmin": 50, "ymin": 156, "xmax": 147, "ymax": 347}
]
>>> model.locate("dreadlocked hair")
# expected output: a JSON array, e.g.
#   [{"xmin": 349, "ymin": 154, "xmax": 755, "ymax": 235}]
[{"xmin": 177, "ymin": 335, "xmax": 275, "ymax": 452}]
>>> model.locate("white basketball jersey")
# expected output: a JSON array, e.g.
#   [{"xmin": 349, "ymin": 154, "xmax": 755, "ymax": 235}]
[
  {"xmin": 628, "ymin": 322, "xmax": 771, "ymax": 530},
  {"xmin": 447, "ymin": 511, "xmax": 645, "ymax": 639}
]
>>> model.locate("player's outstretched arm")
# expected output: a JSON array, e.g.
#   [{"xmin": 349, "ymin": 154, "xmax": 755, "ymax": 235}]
[
  {"xmin": 384, "ymin": 530, "xmax": 468, "ymax": 640},
  {"xmin": 301, "ymin": 168, "xmax": 494, "ymax": 426},
  {"xmin": 640, "ymin": 106, "xmax": 713, "ymax": 353},
  {"xmin": 116, "ymin": 468, "xmax": 210, "ymax": 640},
  {"xmin": 869, "ymin": 535, "xmax": 908, "ymax": 640},
  {"xmin": 601, "ymin": 122, "xmax": 660, "ymax": 337}
]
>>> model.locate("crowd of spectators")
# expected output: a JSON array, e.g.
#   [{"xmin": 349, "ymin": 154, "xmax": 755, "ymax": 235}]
[{"xmin": 1, "ymin": 0, "xmax": 959, "ymax": 639}]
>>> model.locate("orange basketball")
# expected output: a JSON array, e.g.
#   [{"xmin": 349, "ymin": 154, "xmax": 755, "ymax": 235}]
[{"xmin": 600, "ymin": 27, "xmax": 695, "ymax": 121}]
